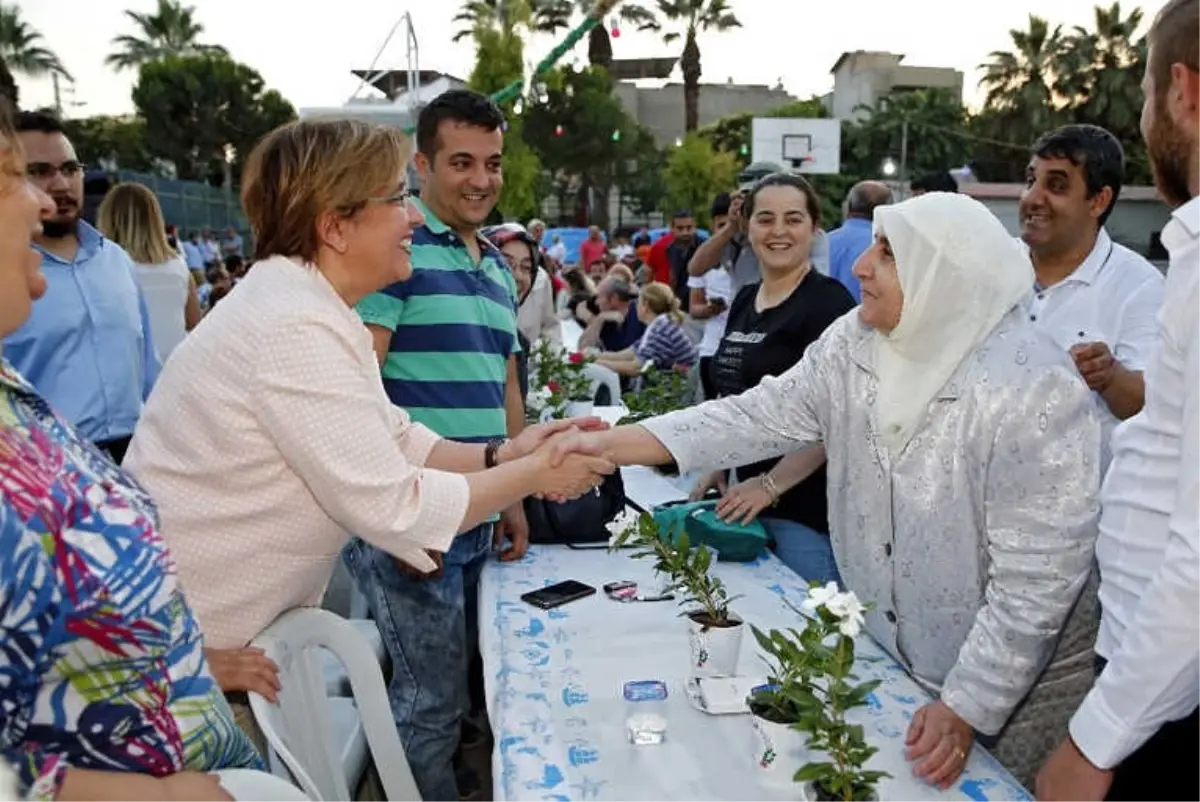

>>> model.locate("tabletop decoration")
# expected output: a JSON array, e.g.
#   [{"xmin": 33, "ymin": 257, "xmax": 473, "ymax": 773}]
[
  {"xmin": 527, "ymin": 340, "xmax": 597, "ymax": 420},
  {"xmin": 612, "ymin": 512, "xmax": 744, "ymax": 677},
  {"xmin": 749, "ymin": 582, "xmax": 890, "ymax": 801},
  {"xmin": 616, "ymin": 366, "xmax": 694, "ymax": 425}
]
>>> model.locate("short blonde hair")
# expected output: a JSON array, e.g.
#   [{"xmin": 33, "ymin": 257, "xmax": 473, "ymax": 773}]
[
  {"xmin": 97, "ymin": 182, "xmax": 175, "ymax": 265},
  {"xmin": 639, "ymin": 281, "xmax": 684, "ymax": 325},
  {"xmin": 606, "ymin": 263, "xmax": 635, "ymax": 283},
  {"xmin": 240, "ymin": 118, "xmax": 413, "ymax": 263}
]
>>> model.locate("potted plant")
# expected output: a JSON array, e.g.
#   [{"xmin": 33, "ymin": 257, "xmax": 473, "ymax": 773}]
[
  {"xmin": 747, "ymin": 623, "xmax": 815, "ymax": 785},
  {"xmin": 527, "ymin": 340, "xmax": 596, "ymax": 420},
  {"xmin": 750, "ymin": 583, "xmax": 890, "ymax": 801},
  {"xmin": 613, "ymin": 513, "xmax": 744, "ymax": 677},
  {"xmin": 617, "ymin": 367, "xmax": 693, "ymax": 476}
]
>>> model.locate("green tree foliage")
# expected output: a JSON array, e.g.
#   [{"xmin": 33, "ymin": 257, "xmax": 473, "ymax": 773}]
[
  {"xmin": 523, "ymin": 65, "xmax": 657, "ymax": 229},
  {"xmin": 61, "ymin": 115, "xmax": 156, "ymax": 172},
  {"xmin": 0, "ymin": 4, "xmax": 69, "ymax": 79},
  {"xmin": 635, "ymin": 0, "xmax": 741, "ymax": 132},
  {"xmin": 460, "ymin": 0, "xmax": 544, "ymax": 222},
  {"xmin": 132, "ymin": 54, "xmax": 295, "ymax": 184},
  {"xmin": 106, "ymin": 0, "xmax": 226, "ymax": 72},
  {"xmin": 662, "ymin": 134, "xmax": 739, "ymax": 228}
]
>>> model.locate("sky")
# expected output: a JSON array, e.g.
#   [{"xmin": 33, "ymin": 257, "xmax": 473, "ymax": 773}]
[{"xmin": 16, "ymin": 0, "xmax": 1167, "ymax": 119}]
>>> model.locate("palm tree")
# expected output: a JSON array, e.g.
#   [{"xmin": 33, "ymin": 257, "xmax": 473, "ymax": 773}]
[
  {"xmin": 0, "ymin": 5, "xmax": 70, "ymax": 79},
  {"xmin": 1061, "ymin": 3, "xmax": 1145, "ymax": 137},
  {"xmin": 637, "ymin": 0, "xmax": 741, "ymax": 133},
  {"xmin": 452, "ymin": 0, "xmax": 535, "ymax": 43},
  {"xmin": 105, "ymin": 0, "xmax": 227, "ymax": 72},
  {"xmin": 978, "ymin": 14, "xmax": 1067, "ymax": 136},
  {"xmin": 532, "ymin": 0, "xmax": 659, "ymax": 72}
]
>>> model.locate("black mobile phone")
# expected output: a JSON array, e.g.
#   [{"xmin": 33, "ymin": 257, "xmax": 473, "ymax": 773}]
[{"xmin": 521, "ymin": 580, "xmax": 597, "ymax": 610}]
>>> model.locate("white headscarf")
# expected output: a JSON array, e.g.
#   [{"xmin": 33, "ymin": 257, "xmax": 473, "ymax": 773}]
[{"xmin": 872, "ymin": 192, "xmax": 1034, "ymax": 457}]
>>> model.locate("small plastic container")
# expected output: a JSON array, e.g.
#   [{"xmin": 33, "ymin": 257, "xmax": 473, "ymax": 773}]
[{"xmin": 624, "ymin": 680, "xmax": 669, "ymax": 745}]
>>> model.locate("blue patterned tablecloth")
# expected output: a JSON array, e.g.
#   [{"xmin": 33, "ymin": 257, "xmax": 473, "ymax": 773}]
[{"xmin": 480, "ymin": 545, "xmax": 1032, "ymax": 801}]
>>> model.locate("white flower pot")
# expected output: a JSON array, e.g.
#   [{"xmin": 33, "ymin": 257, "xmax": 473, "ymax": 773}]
[
  {"xmin": 564, "ymin": 399, "xmax": 594, "ymax": 417},
  {"xmin": 751, "ymin": 714, "xmax": 809, "ymax": 786},
  {"xmin": 687, "ymin": 612, "xmax": 743, "ymax": 677},
  {"xmin": 799, "ymin": 780, "xmax": 880, "ymax": 801}
]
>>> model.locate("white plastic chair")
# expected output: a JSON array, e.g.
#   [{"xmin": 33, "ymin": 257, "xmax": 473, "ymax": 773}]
[
  {"xmin": 321, "ymin": 619, "xmax": 385, "ymax": 697},
  {"xmin": 249, "ymin": 608, "xmax": 421, "ymax": 801},
  {"xmin": 582, "ymin": 362, "xmax": 622, "ymax": 406}
]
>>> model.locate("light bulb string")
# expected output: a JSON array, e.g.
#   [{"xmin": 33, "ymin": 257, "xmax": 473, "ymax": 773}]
[{"xmin": 404, "ymin": 0, "xmax": 625, "ymax": 134}]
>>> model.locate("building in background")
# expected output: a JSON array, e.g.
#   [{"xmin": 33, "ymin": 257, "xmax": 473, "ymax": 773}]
[{"xmin": 822, "ymin": 51, "xmax": 963, "ymax": 120}]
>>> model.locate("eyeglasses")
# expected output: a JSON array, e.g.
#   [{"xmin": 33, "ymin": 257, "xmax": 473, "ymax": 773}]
[
  {"xmin": 339, "ymin": 188, "xmax": 414, "ymax": 216},
  {"xmin": 27, "ymin": 161, "xmax": 85, "ymax": 181}
]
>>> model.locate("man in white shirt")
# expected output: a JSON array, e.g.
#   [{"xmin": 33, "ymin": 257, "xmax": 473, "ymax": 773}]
[
  {"xmin": 1019, "ymin": 124, "xmax": 1164, "ymax": 469},
  {"xmin": 1036, "ymin": 1, "xmax": 1198, "ymax": 799}
]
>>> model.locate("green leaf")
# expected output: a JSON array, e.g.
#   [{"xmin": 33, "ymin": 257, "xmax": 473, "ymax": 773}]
[{"xmin": 794, "ymin": 762, "xmax": 835, "ymax": 782}]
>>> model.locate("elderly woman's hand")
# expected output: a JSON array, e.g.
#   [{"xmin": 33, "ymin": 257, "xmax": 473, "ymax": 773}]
[
  {"xmin": 203, "ymin": 647, "xmax": 281, "ymax": 703},
  {"xmin": 715, "ymin": 478, "xmax": 773, "ymax": 524},
  {"xmin": 905, "ymin": 700, "xmax": 975, "ymax": 789},
  {"xmin": 502, "ymin": 418, "xmax": 609, "ymax": 464}
]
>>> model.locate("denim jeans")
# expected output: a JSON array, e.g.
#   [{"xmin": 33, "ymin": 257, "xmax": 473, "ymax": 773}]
[
  {"xmin": 342, "ymin": 525, "xmax": 493, "ymax": 802},
  {"xmin": 760, "ymin": 517, "xmax": 842, "ymax": 587}
]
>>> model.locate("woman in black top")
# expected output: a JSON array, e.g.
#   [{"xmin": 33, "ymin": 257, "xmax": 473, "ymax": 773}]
[{"xmin": 691, "ymin": 173, "xmax": 855, "ymax": 585}]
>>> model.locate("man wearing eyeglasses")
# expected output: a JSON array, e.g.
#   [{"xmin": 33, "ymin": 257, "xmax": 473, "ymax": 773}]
[{"xmin": 6, "ymin": 111, "xmax": 160, "ymax": 464}]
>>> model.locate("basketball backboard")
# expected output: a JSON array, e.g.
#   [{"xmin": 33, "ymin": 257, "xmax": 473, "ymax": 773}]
[{"xmin": 751, "ymin": 118, "xmax": 841, "ymax": 175}]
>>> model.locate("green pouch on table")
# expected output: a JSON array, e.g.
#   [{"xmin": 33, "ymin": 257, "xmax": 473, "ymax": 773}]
[{"xmin": 651, "ymin": 499, "xmax": 769, "ymax": 563}]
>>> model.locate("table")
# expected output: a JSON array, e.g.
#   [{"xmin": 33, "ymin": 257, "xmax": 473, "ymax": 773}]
[{"xmin": 480, "ymin": 476, "xmax": 1031, "ymax": 801}]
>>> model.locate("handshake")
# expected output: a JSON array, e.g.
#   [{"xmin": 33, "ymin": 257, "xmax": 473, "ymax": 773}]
[{"xmin": 505, "ymin": 417, "xmax": 617, "ymax": 501}]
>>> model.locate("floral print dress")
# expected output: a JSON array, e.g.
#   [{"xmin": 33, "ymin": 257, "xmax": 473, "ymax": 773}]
[{"xmin": 0, "ymin": 360, "xmax": 260, "ymax": 799}]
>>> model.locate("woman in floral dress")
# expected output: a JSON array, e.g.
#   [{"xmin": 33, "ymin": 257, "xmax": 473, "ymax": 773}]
[{"xmin": 0, "ymin": 101, "xmax": 260, "ymax": 800}]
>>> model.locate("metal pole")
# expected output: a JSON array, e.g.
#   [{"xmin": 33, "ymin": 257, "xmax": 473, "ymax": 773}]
[
  {"xmin": 52, "ymin": 72, "xmax": 62, "ymax": 116},
  {"xmin": 900, "ymin": 119, "xmax": 909, "ymax": 183}
]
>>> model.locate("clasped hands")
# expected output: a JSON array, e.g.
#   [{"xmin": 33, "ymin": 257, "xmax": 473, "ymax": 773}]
[{"xmin": 504, "ymin": 417, "xmax": 616, "ymax": 501}]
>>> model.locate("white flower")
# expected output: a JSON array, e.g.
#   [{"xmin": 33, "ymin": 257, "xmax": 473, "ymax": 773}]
[
  {"xmin": 801, "ymin": 581, "xmax": 841, "ymax": 614},
  {"xmin": 527, "ymin": 386, "xmax": 552, "ymax": 412},
  {"xmin": 838, "ymin": 615, "xmax": 863, "ymax": 638},
  {"xmin": 827, "ymin": 591, "xmax": 866, "ymax": 638}
]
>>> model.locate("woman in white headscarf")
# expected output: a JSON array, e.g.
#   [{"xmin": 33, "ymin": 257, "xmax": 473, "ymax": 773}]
[{"xmin": 573, "ymin": 192, "xmax": 1101, "ymax": 789}]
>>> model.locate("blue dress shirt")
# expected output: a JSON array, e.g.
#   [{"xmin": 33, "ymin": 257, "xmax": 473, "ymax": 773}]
[
  {"xmin": 5, "ymin": 221, "xmax": 160, "ymax": 443},
  {"xmin": 825, "ymin": 217, "xmax": 875, "ymax": 303}
]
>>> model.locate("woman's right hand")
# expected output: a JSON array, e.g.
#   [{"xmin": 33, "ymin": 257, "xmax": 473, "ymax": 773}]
[
  {"xmin": 689, "ymin": 469, "xmax": 727, "ymax": 501},
  {"xmin": 203, "ymin": 647, "xmax": 280, "ymax": 703},
  {"xmin": 158, "ymin": 772, "xmax": 234, "ymax": 801}
]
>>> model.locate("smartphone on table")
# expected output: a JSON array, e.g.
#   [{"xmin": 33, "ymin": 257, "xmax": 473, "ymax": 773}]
[{"xmin": 520, "ymin": 580, "xmax": 597, "ymax": 610}]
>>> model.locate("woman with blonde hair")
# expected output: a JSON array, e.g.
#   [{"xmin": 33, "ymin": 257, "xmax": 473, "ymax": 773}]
[
  {"xmin": 97, "ymin": 182, "xmax": 202, "ymax": 361},
  {"xmin": 594, "ymin": 280, "xmax": 697, "ymax": 376},
  {"xmin": 123, "ymin": 119, "xmax": 611, "ymax": 735}
]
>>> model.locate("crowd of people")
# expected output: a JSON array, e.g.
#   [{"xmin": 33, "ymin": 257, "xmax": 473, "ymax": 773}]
[{"xmin": 0, "ymin": 0, "xmax": 1195, "ymax": 800}]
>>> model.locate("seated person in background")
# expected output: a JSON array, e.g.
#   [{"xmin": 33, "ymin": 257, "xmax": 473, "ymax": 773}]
[
  {"xmin": 485, "ymin": 223, "xmax": 560, "ymax": 349},
  {"xmin": 122, "ymin": 119, "xmax": 613, "ymax": 748},
  {"xmin": 595, "ymin": 281, "xmax": 697, "ymax": 377},
  {"xmin": 204, "ymin": 263, "xmax": 233, "ymax": 309},
  {"xmin": 910, "ymin": 170, "xmax": 960, "ymax": 196},
  {"xmin": 0, "ymin": 97, "xmax": 259, "ymax": 802},
  {"xmin": 586, "ymin": 256, "xmax": 607, "ymax": 282},
  {"xmin": 223, "ymin": 252, "xmax": 247, "ymax": 282},
  {"xmin": 634, "ymin": 262, "xmax": 653, "ymax": 287},
  {"xmin": 577, "ymin": 276, "xmax": 645, "ymax": 352},
  {"xmin": 558, "ymin": 267, "xmax": 596, "ymax": 318},
  {"xmin": 606, "ymin": 262, "xmax": 636, "ymax": 284}
]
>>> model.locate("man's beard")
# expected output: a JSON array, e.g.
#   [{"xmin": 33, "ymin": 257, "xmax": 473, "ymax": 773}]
[
  {"xmin": 40, "ymin": 217, "xmax": 77, "ymax": 239},
  {"xmin": 1148, "ymin": 95, "xmax": 1193, "ymax": 208}
]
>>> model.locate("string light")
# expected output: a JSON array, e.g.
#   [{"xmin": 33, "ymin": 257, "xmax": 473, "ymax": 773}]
[
  {"xmin": 610, "ymin": 17, "xmax": 620, "ymax": 37},
  {"xmin": 555, "ymin": 124, "xmax": 565, "ymax": 137},
  {"xmin": 611, "ymin": 129, "xmax": 622, "ymax": 142},
  {"xmin": 739, "ymin": 143, "xmax": 749, "ymax": 156}
]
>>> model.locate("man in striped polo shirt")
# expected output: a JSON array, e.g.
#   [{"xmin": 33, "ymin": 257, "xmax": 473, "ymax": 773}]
[{"xmin": 347, "ymin": 90, "xmax": 526, "ymax": 801}]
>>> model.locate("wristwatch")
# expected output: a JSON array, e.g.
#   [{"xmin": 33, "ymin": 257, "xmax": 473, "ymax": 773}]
[{"xmin": 485, "ymin": 438, "xmax": 508, "ymax": 469}]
